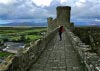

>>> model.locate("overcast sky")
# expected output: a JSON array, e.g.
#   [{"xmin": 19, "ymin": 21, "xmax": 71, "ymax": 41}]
[{"xmin": 0, "ymin": 0, "xmax": 100, "ymax": 26}]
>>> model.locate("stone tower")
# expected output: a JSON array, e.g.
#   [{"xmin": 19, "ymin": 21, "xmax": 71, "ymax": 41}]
[
  {"xmin": 47, "ymin": 17, "xmax": 58, "ymax": 33},
  {"xmin": 47, "ymin": 17, "xmax": 53, "ymax": 32},
  {"xmin": 47, "ymin": 6, "xmax": 72, "ymax": 33},
  {"xmin": 57, "ymin": 6, "xmax": 71, "ymax": 29}
]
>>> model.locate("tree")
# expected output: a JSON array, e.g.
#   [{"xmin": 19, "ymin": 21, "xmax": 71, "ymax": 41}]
[{"xmin": 20, "ymin": 35, "xmax": 26, "ymax": 41}]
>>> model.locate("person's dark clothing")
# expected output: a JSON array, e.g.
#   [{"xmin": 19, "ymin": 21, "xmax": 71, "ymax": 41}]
[
  {"xmin": 59, "ymin": 32, "xmax": 62, "ymax": 40},
  {"xmin": 58, "ymin": 26, "xmax": 64, "ymax": 41}
]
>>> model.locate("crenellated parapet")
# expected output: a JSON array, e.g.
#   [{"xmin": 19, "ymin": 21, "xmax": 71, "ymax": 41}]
[
  {"xmin": 47, "ymin": 17, "xmax": 58, "ymax": 33},
  {"xmin": 47, "ymin": 17, "xmax": 53, "ymax": 32}
]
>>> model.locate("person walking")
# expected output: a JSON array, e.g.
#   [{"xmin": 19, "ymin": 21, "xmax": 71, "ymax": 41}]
[{"xmin": 58, "ymin": 26, "xmax": 64, "ymax": 41}]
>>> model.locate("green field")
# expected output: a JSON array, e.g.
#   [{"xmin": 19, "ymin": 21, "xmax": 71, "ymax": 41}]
[
  {"xmin": 0, "ymin": 51, "xmax": 14, "ymax": 57},
  {"xmin": 0, "ymin": 27, "xmax": 47, "ymax": 42},
  {"xmin": 0, "ymin": 27, "xmax": 47, "ymax": 58},
  {"xmin": 0, "ymin": 27, "xmax": 47, "ymax": 34},
  {"xmin": 26, "ymin": 35, "xmax": 41, "ymax": 40}
]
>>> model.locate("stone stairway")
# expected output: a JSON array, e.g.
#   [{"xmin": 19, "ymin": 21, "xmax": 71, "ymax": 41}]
[{"xmin": 29, "ymin": 32, "xmax": 85, "ymax": 71}]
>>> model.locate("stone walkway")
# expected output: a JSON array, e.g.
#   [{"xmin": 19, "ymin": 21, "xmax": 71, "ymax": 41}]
[{"xmin": 29, "ymin": 32, "xmax": 85, "ymax": 71}]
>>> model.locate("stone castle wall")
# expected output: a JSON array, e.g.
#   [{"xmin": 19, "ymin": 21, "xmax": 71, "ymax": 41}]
[
  {"xmin": 2, "ymin": 29, "xmax": 59, "ymax": 71},
  {"xmin": 65, "ymin": 28, "xmax": 100, "ymax": 71}
]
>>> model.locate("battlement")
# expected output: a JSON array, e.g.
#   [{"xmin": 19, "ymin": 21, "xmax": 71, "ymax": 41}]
[
  {"xmin": 47, "ymin": 17, "xmax": 53, "ymax": 21},
  {"xmin": 56, "ymin": 6, "xmax": 71, "ymax": 10}
]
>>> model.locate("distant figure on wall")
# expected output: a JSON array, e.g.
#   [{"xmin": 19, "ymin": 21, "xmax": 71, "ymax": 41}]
[{"xmin": 58, "ymin": 25, "xmax": 64, "ymax": 41}]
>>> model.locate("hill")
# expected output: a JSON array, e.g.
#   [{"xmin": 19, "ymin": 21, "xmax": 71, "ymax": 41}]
[{"xmin": 0, "ymin": 22, "xmax": 48, "ymax": 27}]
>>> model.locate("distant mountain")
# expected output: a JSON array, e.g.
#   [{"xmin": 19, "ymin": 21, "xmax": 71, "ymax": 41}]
[
  {"xmin": 0, "ymin": 22, "xmax": 48, "ymax": 27},
  {"xmin": 75, "ymin": 21, "xmax": 100, "ymax": 27}
]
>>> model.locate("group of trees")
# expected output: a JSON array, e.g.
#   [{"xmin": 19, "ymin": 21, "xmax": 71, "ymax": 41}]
[
  {"xmin": 0, "ymin": 38, "xmax": 9, "ymax": 45},
  {"xmin": 0, "ymin": 35, "xmax": 30, "ymax": 45}
]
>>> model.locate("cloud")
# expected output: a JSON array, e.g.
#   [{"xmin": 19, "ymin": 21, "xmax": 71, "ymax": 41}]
[
  {"xmin": 0, "ymin": 0, "xmax": 62, "ymax": 20},
  {"xmin": 0, "ymin": 0, "xmax": 99, "ymax": 26},
  {"xmin": 0, "ymin": 0, "xmax": 13, "ymax": 4},
  {"xmin": 0, "ymin": 19, "xmax": 14, "ymax": 24},
  {"xmin": 32, "ymin": 0, "xmax": 52, "ymax": 7},
  {"xmin": 0, "ymin": 0, "xmax": 43, "ymax": 19},
  {"xmin": 95, "ymin": 19, "xmax": 100, "ymax": 22},
  {"xmin": 74, "ymin": 0, "xmax": 100, "ymax": 17},
  {"xmin": 0, "ymin": 0, "xmax": 55, "ymax": 18}
]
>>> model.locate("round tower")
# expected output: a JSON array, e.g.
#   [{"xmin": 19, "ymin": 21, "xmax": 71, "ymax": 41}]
[{"xmin": 56, "ymin": 6, "xmax": 71, "ymax": 28}]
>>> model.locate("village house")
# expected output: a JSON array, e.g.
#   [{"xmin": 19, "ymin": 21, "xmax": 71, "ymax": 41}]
[{"xmin": 3, "ymin": 42, "xmax": 25, "ymax": 53}]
